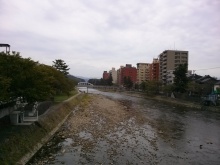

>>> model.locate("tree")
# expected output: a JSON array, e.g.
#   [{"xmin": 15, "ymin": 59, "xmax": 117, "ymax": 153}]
[
  {"xmin": 187, "ymin": 81, "xmax": 203, "ymax": 96},
  {"xmin": 173, "ymin": 63, "xmax": 188, "ymax": 93},
  {"xmin": 88, "ymin": 79, "xmax": 101, "ymax": 85},
  {"xmin": 139, "ymin": 80, "xmax": 162, "ymax": 95},
  {"xmin": 146, "ymin": 80, "xmax": 161, "ymax": 94},
  {"xmin": 0, "ymin": 77, "xmax": 11, "ymax": 101},
  {"xmin": 162, "ymin": 84, "xmax": 175, "ymax": 95},
  {"xmin": 107, "ymin": 73, "xmax": 113, "ymax": 86},
  {"xmin": 52, "ymin": 59, "xmax": 70, "ymax": 75},
  {"xmin": 0, "ymin": 52, "xmax": 75, "ymax": 103},
  {"xmin": 140, "ymin": 81, "xmax": 147, "ymax": 91},
  {"xmin": 123, "ymin": 76, "xmax": 133, "ymax": 89}
]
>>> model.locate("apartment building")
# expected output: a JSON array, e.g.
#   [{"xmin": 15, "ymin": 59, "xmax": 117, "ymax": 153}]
[
  {"xmin": 109, "ymin": 67, "xmax": 117, "ymax": 84},
  {"xmin": 103, "ymin": 71, "xmax": 109, "ymax": 80},
  {"xmin": 118, "ymin": 64, "xmax": 137, "ymax": 86},
  {"xmin": 149, "ymin": 58, "xmax": 159, "ymax": 81},
  {"xmin": 136, "ymin": 63, "xmax": 150, "ymax": 84},
  {"xmin": 166, "ymin": 70, "xmax": 175, "ymax": 84},
  {"xmin": 159, "ymin": 50, "xmax": 188, "ymax": 84},
  {"xmin": 117, "ymin": 66, "xmax": 124, "ymax": 85}
]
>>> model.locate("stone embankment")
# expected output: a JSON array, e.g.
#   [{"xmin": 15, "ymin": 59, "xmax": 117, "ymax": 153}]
[{"xmin": 27, "ymin": 94, "xmax": 150, "ymax": 164}]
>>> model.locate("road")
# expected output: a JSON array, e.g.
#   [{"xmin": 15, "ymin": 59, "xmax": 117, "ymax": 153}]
[{"xmin": 28, "ymin": 88, "xmax": 220, "ymax": 165}]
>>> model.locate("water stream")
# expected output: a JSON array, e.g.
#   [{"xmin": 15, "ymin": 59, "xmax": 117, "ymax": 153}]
[{"xmin": 27, "ymin": 88, "xmax": 220, "ymax": 165}]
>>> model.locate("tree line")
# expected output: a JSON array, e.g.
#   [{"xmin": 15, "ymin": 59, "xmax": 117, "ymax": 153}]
[
  {"xmin": 88, "ymin": 74, "xmax": 113, "ymax": 86},
  {"xmin": 138, "ymin": 63, "xmax": 219, "ymax": 96},
  {"xmin": 0, "ymin": 52, "xmax": 76, "ymax": 103}
]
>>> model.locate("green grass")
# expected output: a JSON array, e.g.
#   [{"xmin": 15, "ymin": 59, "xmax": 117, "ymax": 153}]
[{"xmin": 54, "ymin": 90, "xmax": 78, "ymax": 102}]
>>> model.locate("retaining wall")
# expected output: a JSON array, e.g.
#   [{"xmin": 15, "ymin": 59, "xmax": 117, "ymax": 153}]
[{"xmin": 0, "ymin": 107, "xmax": 14, "ymax": 119}]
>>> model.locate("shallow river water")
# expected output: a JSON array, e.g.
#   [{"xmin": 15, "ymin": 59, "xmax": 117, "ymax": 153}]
[{"xmin": 28, "ymin": 88, "xmax": 220, "ymax": 165}]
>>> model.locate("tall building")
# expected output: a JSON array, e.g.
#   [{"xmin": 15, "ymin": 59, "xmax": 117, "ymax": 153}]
[
  {"xmin": 159, "ymin": 50, "xmax": 188, "ymax": 84},
  {"xmin": 136, "ymin": 63, "xmax": 150, "ymax": 84},
  {"xmin": 103, "ymin": 71, "xmax": 109, "ymax": 80},
  {"xmin": 117, "ymin": 66, "xmax": 124, "ymax": 85},
  {"xmin": 149, "ymin": 58, "xmax": 159, "ymax": 81},
  {"xmin": 109, "ymin": 67, "xmax": 117, "ymax": 84},
  {"xmin": 120, "ymin": 64, "xmax": 137, "ymax": 86}
]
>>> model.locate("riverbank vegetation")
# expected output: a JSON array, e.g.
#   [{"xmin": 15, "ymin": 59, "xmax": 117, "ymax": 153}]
[
  {"xmin": 54, "ymin": 90, "xmax": 78, "ymax": 103},
  {"xmin": 0, "ymin": 52, "xmax": 76, "ymax": 105}
]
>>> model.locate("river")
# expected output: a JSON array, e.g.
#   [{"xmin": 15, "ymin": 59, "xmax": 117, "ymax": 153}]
[{"xmin": 27, "ymin": 88, "xmax": 220, "ymax": 165}]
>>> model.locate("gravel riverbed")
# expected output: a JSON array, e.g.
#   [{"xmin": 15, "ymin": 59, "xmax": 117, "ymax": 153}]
[{"xmin": 27, "ymin": 93, "xmax": 220, "ymax": 165}]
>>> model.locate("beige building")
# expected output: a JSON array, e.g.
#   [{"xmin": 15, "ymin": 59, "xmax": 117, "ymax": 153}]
[
  {"xmin": 166, "ymin": 70, "xmax": 175, "ymax": 84},
  {"xmin": 109, "ymin": 67, "xmax": 117, "ymax": 84},
  {"xmin": 136, "ymin": 63, "xmax": 150, "ymax": 84},
  {"xmin": 159, "ymin": 50, "xmax": 188, "ymax": 84}
]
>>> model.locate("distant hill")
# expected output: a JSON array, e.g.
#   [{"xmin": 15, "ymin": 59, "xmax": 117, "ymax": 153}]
[
  {"xmin": 74, "ymin": 76, "xmax": 91, "ymax": 82},
  {"xmin": 67, "ymin": 75, "xmax": 86, "ymax": 82}
]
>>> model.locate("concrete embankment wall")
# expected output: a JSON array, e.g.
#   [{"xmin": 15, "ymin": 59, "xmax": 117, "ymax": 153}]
[
  {"xmin": 0, "ymin": 93, "xmax": 85, "ymax": 165},
  {"xmin": 0, "ymin": 107, "xmax": 14, "ymax": 119}
]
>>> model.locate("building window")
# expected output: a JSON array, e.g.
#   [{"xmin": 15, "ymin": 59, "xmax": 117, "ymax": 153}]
[
  {"xmin": 175, "ymin": 60, "xmax": 180, "ymax": 63},
  {"xmin": 175, "ymin": 64, "xmax": 179, "ymax": 67},
  {"xmin": 175, "ymin": 56, "xmax": 180, "ymax": 59},
  {"xmin": 182, "ymin": 53, "xmax": 187, "ymax": 55}
]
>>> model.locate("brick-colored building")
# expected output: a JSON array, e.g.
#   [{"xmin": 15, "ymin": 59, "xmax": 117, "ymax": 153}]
[
  {"xmin": 149, "ymin": 58, "xmax": 159, "ymax": 81},
  {"xmin": 117, "ymin": 66, "xmax": 124, "ymax": 85},
  {"xmin": 119, "ymin": 64, "xmax": 137, "ymax": 86},
  {"xmin": 103, "ymin": 71, "xmax": 109, "ymax": 80}
]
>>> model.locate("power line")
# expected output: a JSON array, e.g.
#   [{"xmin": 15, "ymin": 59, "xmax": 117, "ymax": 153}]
[{"xmin": 193, "ymin": 67, "xmax": 220, "ymax": 71}]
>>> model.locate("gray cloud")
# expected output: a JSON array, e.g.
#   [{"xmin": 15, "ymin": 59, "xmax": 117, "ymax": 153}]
[{"xmin": 0, "ymin": 0, "xmax": 220, "ymax": 78}]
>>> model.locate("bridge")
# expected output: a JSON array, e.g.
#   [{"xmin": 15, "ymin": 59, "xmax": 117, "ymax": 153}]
[
  {"xmin": 77, "ymin": 82, "xmax": 94, "ymax": 87},
  {"xmin": 76, "ymin": 82, "xmax": 123, "ymax": 93}
]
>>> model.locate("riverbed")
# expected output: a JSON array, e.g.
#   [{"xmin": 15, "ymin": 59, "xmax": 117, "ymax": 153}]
[{"xmin": 27, "ymin": 88, "xmax": 220, "ymax": 165}]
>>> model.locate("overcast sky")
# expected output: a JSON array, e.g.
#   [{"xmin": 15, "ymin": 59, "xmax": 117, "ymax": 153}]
[{"xmin": 1, "ymin": 0, "xmax": 220, "ymax": 78}]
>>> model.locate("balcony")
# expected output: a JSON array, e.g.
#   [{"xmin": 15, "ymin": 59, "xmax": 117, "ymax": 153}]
[{"xmin": 163, "ymin": 62, "xmax": 167, "ymax": 65}]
